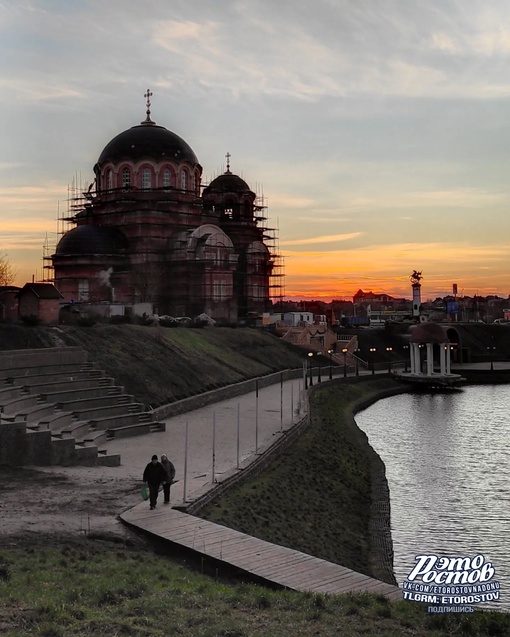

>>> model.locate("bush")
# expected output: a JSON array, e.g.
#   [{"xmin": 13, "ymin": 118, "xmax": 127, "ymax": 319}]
[
  {"xmin": 20, "ymin": 314, "xmax": 41, "ymax": 326},
  {"xmin": 109, "ymin": 315, "xmax": 131, "ymax": 324},
  {"xmin": 76, "ymin": 314, "xmax": 100, "ymax": 327},
  {"xmin": 135, "ymin": 313, "xmax": 155, "ymax": 326},
  {"xmin": 192, "ymin": 319, "xmax": 209, "ymax": 328},
  {"xmin": 159, "ymin": 318, "xmax": 180, "ymax": 328}
]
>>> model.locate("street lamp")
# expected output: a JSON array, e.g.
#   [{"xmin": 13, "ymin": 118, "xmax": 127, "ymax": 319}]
[
  {"xmin": 317, "ymin": 352, "xmax": 322, "ymax": 383},
  {"xmin": 403, "ymin": 345, "xmax": 409, "ymax": 373},
  {"xmin": 327, "ymin": 348, "xmax": 334, "ymax": 380},
  {"xmin": 386, "ymin": 346, "xmax": 393, "ymax": 373},
  {"xmin": 353, "ymin": 348, "xmax": 360, "ymax": 376},
  {"xmin": 370, "ymin": 347, "xmax": 376, "ymax": 375},
  {"xmin": 308, "ymin": 352, "xmax": 314, "ymax": 386},
  {"xmin": 487, "ymin": 345, "xmax": 496, "ymax": 372},
  {"xmin": 342, "ymin": 347, "xmax": 348, "ymax": 377}
]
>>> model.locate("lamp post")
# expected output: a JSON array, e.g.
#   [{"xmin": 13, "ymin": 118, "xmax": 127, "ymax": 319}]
[
  {"xmin": 353, "ymin": 348, "xmax": 360, "ymax": 376},
  {"xmin": 304, "ymin": 359, "xmax": 308, "ymax": 390},
  {"xmin": 487, "ymin": 345, "xmax": 496, "ymax": 371},
  {"xmin": 342, "ymin": 347, "xmax": 348, "ymax": 377},
  {"xmin": 308, "ymin": 352, "xmax": 314, "ymax": 386},
  {"xmin": 386, "ymin": 346, "xmax": 393, "ymax": 373},
  {"xmin": 327, "ymin": 348, "xmax": 334, "ymax": 380},
  {"xmin": 370, "ymin": 347, "xmax": 376, "ymax": 375},
  {"xmin": 403, "ymin": 345, "xmax": 409, "ymax": 373},
  {"xmin": 317, "ymin": 352, "xmax": 322, "ymax": 383}
]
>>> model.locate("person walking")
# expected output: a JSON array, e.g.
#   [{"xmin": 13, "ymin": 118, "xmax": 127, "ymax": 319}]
[
  {"xmin": 160, "ymin": 453, "xmax": 176, "ymax": 504},
  {"xmin": 142, "ymin": 454, "xmax": 167, "ymax": 510}
]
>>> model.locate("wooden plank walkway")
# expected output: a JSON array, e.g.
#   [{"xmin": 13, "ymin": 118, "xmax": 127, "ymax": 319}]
[{"xmin": 120, "ymin": 504, "xmax": 401, "ymax": 600}]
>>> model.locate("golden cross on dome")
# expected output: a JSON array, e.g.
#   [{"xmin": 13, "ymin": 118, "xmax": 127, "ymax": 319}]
[{"xmin": 225, "ymin": 152, "xmax": 231, "ymax": 173}]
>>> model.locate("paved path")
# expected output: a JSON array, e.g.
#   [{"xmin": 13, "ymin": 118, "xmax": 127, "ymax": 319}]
[{"xmin": 103, "ymin": 375, "xmax": 311, "ymax": 504}]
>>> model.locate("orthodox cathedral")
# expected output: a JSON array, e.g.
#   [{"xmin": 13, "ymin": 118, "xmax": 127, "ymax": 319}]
[{"xmin": 51, "ymin": 92, "xmax": 279, "ymax": 322}]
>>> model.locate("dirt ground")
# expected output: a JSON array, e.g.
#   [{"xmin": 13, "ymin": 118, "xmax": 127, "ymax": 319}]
[
  {"xmin": 0, "ymin": 464, "xmax": 142, "ymax": 549},
  {"xmin": 0, "ymin": 378, "xmax": 303, "ymax": 551}
]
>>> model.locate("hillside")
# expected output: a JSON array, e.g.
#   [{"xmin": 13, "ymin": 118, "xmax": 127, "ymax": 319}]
[{"xmin": 0, "ymin": 324, "xmax": 307, "ymax": 407}]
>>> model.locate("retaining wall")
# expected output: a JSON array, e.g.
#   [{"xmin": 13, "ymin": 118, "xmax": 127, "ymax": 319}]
[{"xmin": 152, "ymin": 366, "xmax": 345, "ymax": 420}]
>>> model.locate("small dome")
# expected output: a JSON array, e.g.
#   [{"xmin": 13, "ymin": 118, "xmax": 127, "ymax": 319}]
[
  {"xmin": 203, "ymin": 172, "xmax": 252, "ymax": 195},
  {"xmin": 410, "ymin": 322, "xmax": 449, "ymax": 344},
  {"xmin": 55, "ymin": 225, "xmax": 127, "ymax": 256},
  {"xmin": 96, "ymin": 122, "xmax": 199, "ymax": 167}
]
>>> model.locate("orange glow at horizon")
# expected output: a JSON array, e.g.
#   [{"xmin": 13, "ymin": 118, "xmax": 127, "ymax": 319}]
[{"xmin": 281, "ymin": 242, "xmax": 510, "ymax": 301}]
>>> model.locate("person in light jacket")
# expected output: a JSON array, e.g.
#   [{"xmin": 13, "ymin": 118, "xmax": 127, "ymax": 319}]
[{"xmin": 160, "ymin": 453, "xmax": 176, "ymax": 504}]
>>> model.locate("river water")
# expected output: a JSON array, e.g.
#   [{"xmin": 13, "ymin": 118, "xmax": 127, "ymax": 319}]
[{"xmin": 355, "ymin": 386, "xmax": 509, "ymax": 610}]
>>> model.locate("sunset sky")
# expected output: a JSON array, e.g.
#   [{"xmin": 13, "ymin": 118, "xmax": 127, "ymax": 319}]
[{"xmin": 2, "ymin": 0, "xmax": 510, "ymax": 301}]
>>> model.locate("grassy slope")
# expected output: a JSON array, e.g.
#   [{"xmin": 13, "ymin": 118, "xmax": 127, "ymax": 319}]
[
  {"xmin": 0, "ymin": 325, "xmax": 306, "ymax": 407},
  {"xmin": 1, "ymin": 537, "xmax": 509, "ymax": 637},
  {"xmin": 200, "ymin": 379, "xmax": 398, "ymax": 579}
]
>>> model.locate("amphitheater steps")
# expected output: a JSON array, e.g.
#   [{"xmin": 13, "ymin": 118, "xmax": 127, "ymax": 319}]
[
  {"xmin": 0, "ymin": 347, "xmax": 164, "ymax": 467},
  {"xmin": 5, "ymin": 368, "xmax": 106, "ymax": 386}
]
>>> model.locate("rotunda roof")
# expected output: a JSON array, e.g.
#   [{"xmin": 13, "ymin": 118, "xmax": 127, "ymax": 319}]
[
  {"xmin": 96, "ymin": 122, "xmax": 199, "ymax": 167},
  {"xmin": 55, "ymin": 225, "xmax": 127, "ymax": 256},
  {"xmin": 410, "ymin": 322, "xmax": 449, "ymax": 344}
]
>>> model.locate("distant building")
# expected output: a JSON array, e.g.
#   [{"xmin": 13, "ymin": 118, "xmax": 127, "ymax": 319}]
[
  {"xmin": 353, "ymin": 289, "xmax": 411, "ymax": 324},
  {"xmin": 18, "ymin": 283, "xmax": 63, "ymax": 324},
  {"xmin": 353, "ymin": 289, "xmax": 396, "ymax": 304},
  {"xmin": 267, "ymin": 312, "xmax": 314, "ymax": 327},
  {"xmin": 0, "ymin": 286, "xmax": 21, "ymax": 322}
]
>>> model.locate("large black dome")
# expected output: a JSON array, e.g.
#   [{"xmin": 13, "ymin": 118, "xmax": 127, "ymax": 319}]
[
  {"xmin": 55, "ymin": 225, "xmax": 128, "ymax": 256},
  {"xmin": 203, "ymin": 173, "xmax": 252, "ymax": 195},
  {"xmin": 96, "ymin": 122, "xmax": 200, "ymax": 167}
]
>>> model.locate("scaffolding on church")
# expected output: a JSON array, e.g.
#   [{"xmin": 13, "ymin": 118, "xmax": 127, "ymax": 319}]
[
  {"xmin": 253, "ymin": 191, "xmax": 285, "ymax": 305},
  {"xmin": 43, "ymin": 175, "xmax": 285, "ymax": 313},
  {"xmin": 41, "ymin": 175, "xmax": 84, "ymax": 283}
]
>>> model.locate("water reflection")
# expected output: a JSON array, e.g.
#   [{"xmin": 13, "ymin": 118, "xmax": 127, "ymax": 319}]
[{"xmin": 355, "ymin": 387, "xmax": 509, "ymax": 609}]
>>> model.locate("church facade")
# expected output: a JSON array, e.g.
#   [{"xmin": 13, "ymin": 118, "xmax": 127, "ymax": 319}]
[{"xmin": 51, "ymin": 94, "xmax": 277, "ymax": 322}]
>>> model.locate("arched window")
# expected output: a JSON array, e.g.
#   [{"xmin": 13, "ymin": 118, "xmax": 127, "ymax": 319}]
[
  {"xmin": 162, "ymin": 168, "xmax": 172, "ymax": 190},
  {"xmin": 122, "ymin": 167, "xmax": 131, "ymax": 189},
  {"xmin": 181, "ymin": 169, "xmax": 188, "ymax": 191},
  {"xmin": 142, "ymin": 168, "xmax": 152, "ymax": 189}
]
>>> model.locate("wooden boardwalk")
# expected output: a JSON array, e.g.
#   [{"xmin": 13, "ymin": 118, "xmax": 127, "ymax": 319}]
[{"xmin": 120, "ymin": 504, "xmax": 401, "ymax": 599}]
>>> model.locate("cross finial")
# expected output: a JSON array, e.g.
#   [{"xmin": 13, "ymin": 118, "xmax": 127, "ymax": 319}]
[
  {"xmin": 144, "ymin": 89, "xmax": 153, "ymax": 113},
  {"xmin": 142, "ymin": 89, "xmax": 155, "ymax": 124},
  {"xmin": 225, "ymin": 152, "xmax": 231, "ymax": 173}
]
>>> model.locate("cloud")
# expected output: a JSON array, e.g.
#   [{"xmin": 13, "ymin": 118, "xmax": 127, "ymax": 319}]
[
  {"xmin": 0, "ymin": 78, "xmax": 84, "ymax": 103},
  {"xmin": 430, "ymin": 28, "xmax": 510, "ymax": 57},
  {"xmin": 281, "ymin": 232, "xmax": 363, "ymax": 246}
]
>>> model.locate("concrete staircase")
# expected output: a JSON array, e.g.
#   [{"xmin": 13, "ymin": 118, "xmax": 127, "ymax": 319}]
[{"xmin": 0, "ymin": 347, "xmax": 165, "ymax": 467}]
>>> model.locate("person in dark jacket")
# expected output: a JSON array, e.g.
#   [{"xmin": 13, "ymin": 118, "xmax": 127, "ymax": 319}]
[
  {"xmin": 143, "ymin": 454, "xmax": 167, "ymax": 510},
  {"xmin": 160, "ymin": 453, "xmax": 176, "ymax": 504}
]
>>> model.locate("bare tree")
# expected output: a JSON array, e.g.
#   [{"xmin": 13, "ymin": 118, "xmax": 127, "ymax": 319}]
[
  {"xmin": 0, "ymin": 252, "xmax": 16, "ymax": 286},
  {"xmin": 132, "ymin": 260, "xmax": 165, "ymax": 304}
]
